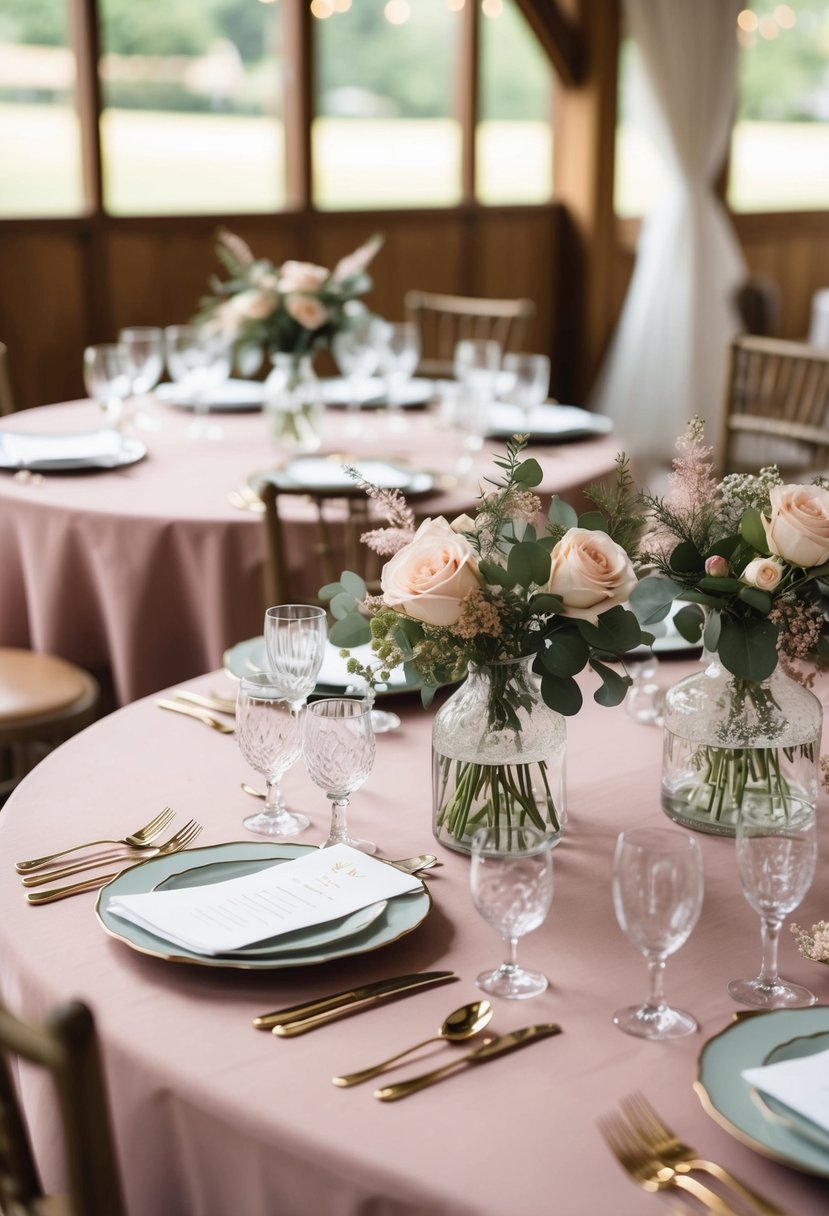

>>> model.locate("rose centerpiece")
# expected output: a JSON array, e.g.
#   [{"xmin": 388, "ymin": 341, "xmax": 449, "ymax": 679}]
[
  {"xmin": 322, "ymin": 440, "xmax": 648, "ymax": 853},
  {"xmin": 198, "ymin": 229, "xmax": 383, "ymax": 450},
  {"xmin": 632, "ymin": 419, "xmax": 829, "ymax": 835}
]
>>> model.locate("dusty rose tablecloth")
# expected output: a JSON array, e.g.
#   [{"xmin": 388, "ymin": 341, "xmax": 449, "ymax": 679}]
[
  {"xmin": 0, "ymin": 399, "xmax": 619, "ymax": 704},
  {"xmin": 0, "ymin": 662, "xmax": 827, "ymax": 1215}
]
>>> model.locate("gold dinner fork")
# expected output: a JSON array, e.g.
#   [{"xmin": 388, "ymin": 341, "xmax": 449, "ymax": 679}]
[
  {"xmin": 25, "ymin": 820, "xmax": 203, "ymax": 904},
  {"xmin": 621, "ymin": 1093, "xmax": 788, "ymax": 1216},
  {"xmin": 598, "ymin": 1112, "xmax": 739, "ymax": 1215},
  {"xmin": 15, "ymin": 806, "xmax": 176, "ymax": 873},
  {"xmin": 20, "ymin": 818, "xmax": 205, "ymax": 887}
]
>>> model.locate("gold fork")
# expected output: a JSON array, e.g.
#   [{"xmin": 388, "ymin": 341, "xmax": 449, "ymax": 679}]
[
  {"xmin": 20, "ymin": 819, "xmax": 204, "ymax": 887},
  {"xmin": 26, "ymin": 821, "xmax": 203, "ymax": 904},
  {"xmin": 599, "ymin": 1112, "xmax": 739, "ymax": 1215},
  {"xmin": 15, "ymin": 807, "xmax": 176, "ymax": 873},
  {"xmin": 621, "ymin": 1093, "xmax": 788, "ymax": 1216}
]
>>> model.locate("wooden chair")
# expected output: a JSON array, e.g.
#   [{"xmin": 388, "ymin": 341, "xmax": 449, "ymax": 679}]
[
  {"xmin": 0, "ymin": 342, "xmax": 16, "ymax": 415},
  {"xmin": 0, "ymin": 999, "xmax": 125, "ymax": 1215},
  {"xmin": 0, "ymin": 649, "xmax": 100, "ymax": 799},
  {"xmin": 719, "ymin": 335, "xmax": 829, "ymax": 477},
  {"xmin": 404, "ymin": 290, "xmax": 536, "ymax": 377},
  {"xmin": 734, "ymin": 275, "xmax": 779, "ymax": 338}
]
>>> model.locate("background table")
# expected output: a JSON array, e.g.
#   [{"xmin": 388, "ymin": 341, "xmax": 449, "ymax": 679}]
[
  {"xmin": 0, "ymin": 398, "xmax": 620, "ymax": 704},
  {"xmin": 0, "ymin": 660, "xmax": 827, "ymax": 1215}
]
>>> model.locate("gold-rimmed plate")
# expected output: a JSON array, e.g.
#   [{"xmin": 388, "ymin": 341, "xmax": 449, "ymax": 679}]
[
  {"xmin": 96, "ymin": 841, "xmax": 430, "ymax": 970},
  {"xmin": 752, "ymin": 1030, "xmax": 829, "ymax": 1153},
  {"xmin": 695, "ymin": 1006, "xmax": 829, "ymax": 1176}
]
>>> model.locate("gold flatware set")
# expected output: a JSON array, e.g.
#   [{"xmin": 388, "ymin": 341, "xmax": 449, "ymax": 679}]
[{"xmin": 156, "ymin": 698, "xmax": 235, "ymax": 733}]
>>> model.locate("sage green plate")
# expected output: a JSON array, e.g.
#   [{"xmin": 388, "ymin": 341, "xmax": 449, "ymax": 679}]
[
  {"xmin": 96, "ymin": 841, "xmax": 430, "ymax": 970},
  {"xmin": 695, "ymin": 1006, "xmax": 829, "ymax": 1176},
  {"xmin": 752, "ymin": 1029, "xmax": 829, "ymax": 1154},
  {"xmin": 222, "ymin": 636, "xmax": 422, "ymax": 698}
]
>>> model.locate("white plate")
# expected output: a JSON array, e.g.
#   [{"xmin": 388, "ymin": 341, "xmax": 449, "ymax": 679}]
[
  {"xmin": 156, "ymin": 379, "xmax": 265, "ymax": 412},
  {"xmin": 222, "ymin": 637, "xmax": 421, "ymax": 697},
  {"xmin": 321, "ymin": 377, "xmax": 434, "ymax": 409},
  {"xmin": 486, "ymin": 403, "xmax": 613, "ymax": 442},
  {"xmin": 252, "ymin": 456, "xmax": 434, "ymax": 496},
  {"xmin": 0, "ymin": 430, "xmax": 147, "ymax": 472}
]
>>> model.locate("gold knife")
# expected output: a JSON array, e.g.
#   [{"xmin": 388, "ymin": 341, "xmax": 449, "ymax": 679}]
[
  {"xmin": 174, "ymin": 690, "xmax": 237, "ymax": 716},
  {"xmin": 155, "ymin": 699, "xmax": 235, "ymax": 734},
  {"xmin": 253, "ymin": 971, "xmax": 457, "ymax": 1033},
  {"xmin": 374, "ymin": 1023, "xmax": 563, "ymax": 1101}
]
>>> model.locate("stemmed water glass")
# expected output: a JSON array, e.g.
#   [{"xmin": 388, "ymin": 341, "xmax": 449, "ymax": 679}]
[
  {"xmin": 728, "ymin": 795, "xmax": 818, "ymax": 1009},
  {"xmin": 376, "ymin": 320, "xmax": 420, "ymax": 431},
  {"xmin": 332, "ymin": 317, "xmax": 382, "ymax": 436},
  {"xmin": 83, "ymin": 344, "xmax": 132, "ymax": 429},
  {"xmin": 119, "ymin": 326, "xmax": 165, "ymax": 431},
  {"xmin": 235, "ymin": 674, "xmax": 308, "ymax": 837},
  {"xmin": 164, "ymin": 324, "xmax": 231, "ymax": 440},
  {"xmin": 502, "ymin": 352, "xmax": 551, "ymax": 423},
  {"xmin": 303, "ymin": 697, "xmax": 377, "ymax": 853},
  {"xmin": 470, "ymin": 825, "xmax": 553, "ymax": 999},
  {"xmin": 612, "ymin": 826, "xmax": 704, "ymax": 1039},
  {"xmin": 452, "ymin": 338, "xmax": 500, "ymax": 474},
  {"xmin": 263, "ymin": 604, "xmax": 328, "ymax": 710}
]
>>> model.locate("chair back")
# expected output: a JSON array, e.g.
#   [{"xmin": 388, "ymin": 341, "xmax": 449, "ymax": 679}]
[
  {"xmin": 0, "ymin": 343, "xmax": 16, "ymax": 415},
  {"xmin": 719, "ymin": 334, "xmax": 829, "ymax": 477},
  {"xmin": 404, "ymin": 290, "xmax": 535, "ymax": 377},
  {"xmin": 0, "ymin": 999, "xmax": 125, "ymax": 1215}
]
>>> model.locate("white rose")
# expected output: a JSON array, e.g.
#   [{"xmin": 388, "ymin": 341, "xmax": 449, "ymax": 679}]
[
  {"xmin": 450, "ymin": 514, "xmax": 476, "ymax": 533},
  {"xmin": 763, "ymin": 483, "xmax": 829, "ymax": 568},
  {"xmin": 380, "ymin": 517, "xmax": 480, "ymax": 627},
  {"xmin": 278, "ymin": 260, "xmax": 329, "ymax": 293},
  {"xmin": 742, "ymin": 556, "xmax": 784, "ymax": 592},
  {"xmin": 229, "ymin": 289, "xmax": 277, "ymax": 321},
  {"xmin": 285, "ymin": 294, "xmax": 329, "ymax": 331},
  {"xmin": 546, "ymin": 527, "xmax": 637, "ymax": 622}
]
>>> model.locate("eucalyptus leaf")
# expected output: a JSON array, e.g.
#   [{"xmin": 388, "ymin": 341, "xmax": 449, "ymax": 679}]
[
  {"xmin": 318, "ymin": 582, "xmax": 343, "ymax": 602},
  {"xmin": 479, "ymin": 558, "xmax": 513, "ymax": 589},
  {"xmin": 670, "ymin": 540, "xmax": 704, "ymax": 573},
  {"xmin": 699, "ymin": 576, "xmax": 744, "ymax": 593},
  {"xmin": 329, "ymin": 591, "xmax": 357, "ymax": 620},
  {"xmin": 629, "ymin": 577, "xmax": 681, "ymax": 625},
  {"xmin": 673, "ymin": 604, "xmax": 704, "ymax": 642},
  {"xmin": 340, "ymin": 570, "xmax": 367, "ymax": 599},
  {"xmin": 328, "ymin": 613, "xmax": 372, "ymax": 648},
  {"xmin": 576, "ymin": 605, "xmax": 642, "ymax": 652},
  {"xmin": 738, "ymin": 586, "xmax": 772, "ymax": 615},
  {"xmin": 392, "ymin": 625, "xmax": 414, "ymax": 660},
  {"xmin": 529, "ymin": 592, "xmax": 565, "ymax": 615},
  {"xmin": 548, "ymin": 496, "xmax": 578, "ymax": 529},
  {"xmin": 540, "ymin": 633, "xmax": 590, "ymax": 677},
  {"xmin": 577, "ymin": 511, "xmax": 609, "ymax": 533},
  {"xmin": 740, "ymin": 508, "xmax": 770, "ymax": 555},
  {"xmin": 540, "ymin": 673, "xmax": 584, "ymax": 716},
  {"xmin": 589, "ymin": 658, "xmax": 631, "ymax": 707},
  {"xmin": 702, "ymin": 609, "xmax": 721, "ymax": 651},
  {"xmin": 718, "ymin": 618, "xmax": 779, "ymax": 681},
  {"xmin": 507, "ymin": 541, "xmax": 551, "ymax": 589},
  {"xmin": 515, "ymin": 457, "xmax": 543, "ymax": 487}
]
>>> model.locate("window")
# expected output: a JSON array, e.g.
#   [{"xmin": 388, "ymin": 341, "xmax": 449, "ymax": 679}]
[
  {"xmin": 729, "ymin": 2, "xmax": 829, "ymax": 212},
  {"xmin": 613, "ymin": 36, "xmax": 668, "ymax": 219},
  {"xmin": 476, "ymin": 0, "xmax": 554, "ymax": 205},
  {"xmin": 97, "ymin": 0, "xmax": 286, "ymax": 215},
  {"xmin": 0, "ymin": 0, "xmax": 84, "ymax": 217},
  {"xmin": 312, "ymin": 0, "xmax": 462, "ymax": 210}
]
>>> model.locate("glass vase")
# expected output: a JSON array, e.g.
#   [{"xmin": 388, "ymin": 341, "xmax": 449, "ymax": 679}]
[
  {"xmin": 432, "ymin": 655, "xmax": 566, "ymax": 855},
  {"xmin": 661, "ymin": 653, "xmax": 822, "ymax": 836},
  {"xmin": 264, "ymin": 353, "xmax": 323, "ymax": 452}
]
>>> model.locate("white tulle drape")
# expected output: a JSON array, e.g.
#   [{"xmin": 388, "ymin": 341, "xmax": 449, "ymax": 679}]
[{"xmin": 591, "ymin": 0, "xmax": 746, "ymax": 468}]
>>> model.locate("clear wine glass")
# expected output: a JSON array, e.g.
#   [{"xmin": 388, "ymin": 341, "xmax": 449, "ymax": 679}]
[
  {"xmin": 376, "ymin": 320, "xmax": 420, "ymax": 432},
  {"xmin": 452, "ymin": 338, "xmax": 500, "ymax": 474},
  {"xmin": 612, "ymin": 826, "xmax": 703, "ymax": 1039},
  {"xmin": 728, "ymin": 795, "xmax": 818, "ymax": 1009},
  {"xmin": 263, "ymin": 604, "xmax": 328, "ymax": 709},
  {"xmin": 502, "ymin": 352, "xmax": 551, "ymax": 423},
  {"xmin": 332, "ymin": 318, "xmax": 382, "ymax": 436},
  {"xmin": 470, "ymin": 825, "xmax": 553, "ymax": 999},
  {"xmin": 303, "ymin": 697, "xmax": 376, "ymax": 853},
  {"xmin": 164, "ymin": 324, "xmax": 231, "ymax": 441},
  {"xmin": 235, "ymin": 674, "xmax": 308, "ymax": 837},
  {"xmin": 83, "ymin": 344, "xmax": 132, "ymax": 429},
  {"xmin": 119, "ymin": 326, "xmax": 165, "ymax": 431}
]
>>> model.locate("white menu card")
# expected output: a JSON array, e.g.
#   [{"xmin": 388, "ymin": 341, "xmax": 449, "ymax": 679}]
[
  {"xmin": 743, "ymin": 1046, "xmax": 829, "ymax": 1134},
  {"xmin": 107, "ymin": 845, "xmax": 422, "ymax": 955}
]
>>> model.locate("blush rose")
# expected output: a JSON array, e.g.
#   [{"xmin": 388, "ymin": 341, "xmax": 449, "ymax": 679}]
[
  {"xmin": 546, "ymin": 527, "xmax": 637, "ymax": 622},
  {"xmin": 380, "ymin": 517, "xmax": 481, "ymax": 627},
  {"xmin": 742, "ymin": 557, "xmax": 784, "ymax": 592},
  {"xmin": 763, "ymin": 483, "xmax": 829, "ymax": 568}
]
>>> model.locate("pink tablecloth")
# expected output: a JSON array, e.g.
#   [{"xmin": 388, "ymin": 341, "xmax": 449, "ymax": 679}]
[
  {"xmin": 0, "ymin": 662, "xmax": 827, "ymax": 1216},
  {"xmin": 0, "ymin": 399, "xmax": 619, "ymax": 704}
]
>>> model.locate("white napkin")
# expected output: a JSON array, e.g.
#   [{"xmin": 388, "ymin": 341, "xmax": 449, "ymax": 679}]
[
  {"xmin": 0, "ymin": 429, "xmax": 124, "ymax": 467},
  {"xmin": 107, "ymin": 844, "xmax": 422, "ymax": 956},
  {"xmin": 742, "ymin": 1046, "xmax": 829, "ymax": 1133},
  {"xmin": 317, "ymin": 642, "xmax": 408, "ymax": 689}
]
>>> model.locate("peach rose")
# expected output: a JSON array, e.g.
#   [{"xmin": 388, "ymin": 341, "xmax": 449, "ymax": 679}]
[
  {"xmin": 285, "ymin": 294, "xmax": 329, "ymax": 331},
  {"xmin": 546, "ymin": 527, "xmax": 637, "ymax": 622},
  {"xmin": 742, "ymin": 557, "xmax": 784, "ymax": 592},
  {"xmin": 278, "ymin": 261, "xmax": 329, "ymax": 293},
  {"xmin": 229, "ymin": 288, "xmax": 277, "ymax": 321},
  {"xmin": 380, "ymin": 517, "xmax": 480, "ymax": 627},
  {"xmin": 762, "ymin": 483, "xmax": 829, "ymax": 568}
]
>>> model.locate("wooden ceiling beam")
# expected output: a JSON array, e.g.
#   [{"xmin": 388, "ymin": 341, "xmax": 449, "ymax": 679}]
[{"xmin": 513, "ymin": 0, "xmax": 585, "ymax": 87}]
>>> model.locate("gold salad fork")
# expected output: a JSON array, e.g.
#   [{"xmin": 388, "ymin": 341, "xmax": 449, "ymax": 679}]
[
  {"xmin": 15, "ymin": 806, "xmax": 175, "ymax": 873},
  {"xmin": 599, "ymin": 1112, "xmax": 739, "ymax": 1215},
  {"xmin": 621, "ymin": 1093, "xmax": 788, "ymax": 1216},
  {"xmin": 25, "ymin": 820, "xmax": 203, "ymax": 904},
  {"xmin": 20, "ymin": 818, "xmax": 204, "ymax": 887}
]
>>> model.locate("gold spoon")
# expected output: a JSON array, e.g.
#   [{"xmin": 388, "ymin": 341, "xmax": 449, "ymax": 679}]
[
  {"xmin": 332, "ymin": 999, "xmax": 493, "ymax": 1087},
  {"xmin": 241, "ymin": 782, "xmax": 266, "ymax": 799}
]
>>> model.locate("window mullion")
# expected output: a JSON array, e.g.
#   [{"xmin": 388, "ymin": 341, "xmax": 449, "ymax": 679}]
[
  {"xmin": 283, "ymin": 0, "xmax": 313, "ymax": 211},
  {"xmin": 458, "ymin": 0, "xmax": 480, "ymax": 204},
  {"xmin": 70, "ymin": 0, "xmax": 104, "ymax": 217}
]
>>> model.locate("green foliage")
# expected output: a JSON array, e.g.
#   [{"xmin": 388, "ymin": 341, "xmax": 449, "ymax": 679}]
[
  {"xmin": 583, "ymin": 453, "xmax": 644, "ymax": 556},
  {"xmin": 718, "ymin": 618, "xmax": 779, "ymax": 681},
  {"xmin": 629, "ymin": 577, "xmax": 680, "ymax": 625},
  {"xmin": 740, "ymin": 508, "xmax": 770, "ymax": 554}
]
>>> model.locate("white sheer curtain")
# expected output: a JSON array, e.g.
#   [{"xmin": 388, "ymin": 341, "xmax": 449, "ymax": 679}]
[{"xmin": 591, "ymin": 0, "xmax": 746, "ymax": 469}]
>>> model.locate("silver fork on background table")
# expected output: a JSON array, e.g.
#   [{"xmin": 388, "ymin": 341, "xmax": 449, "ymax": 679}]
[
  {"xmin": 26, "ymin": 821, "xmax": 203, "ymax": 904},
  {"xmin": 20, "ymin": 819, "xmax": 203, "ymax": 887},
  {"xmin": 15, "ymin": 807, "xmax": 175, "ymax": 873}
]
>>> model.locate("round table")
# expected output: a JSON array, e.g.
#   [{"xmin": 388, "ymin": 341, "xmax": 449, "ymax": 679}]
[
  {"xmin": 0, "ymin": 398, "xmax": 620, "ymax": 704},
  {"xmin": 0, "ymin": 661, "xmax": 826, "ymax": 1216}
]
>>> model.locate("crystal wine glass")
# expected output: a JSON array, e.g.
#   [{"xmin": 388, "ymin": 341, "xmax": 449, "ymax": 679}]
[
  {"xmin": 263, "ymin": 604, "xmax": 328, "ymax": 710},
  {"xmin": 332, "ymin": 317, "xmax": 382, "ymax": 436},
  {"xmin": 376, "ymin": 320, "xmax": 420, "ymax": 432},
  {"xmin": 164, "ymin": 324, "xmax": 230, "ymax": 441},
  {"xmin": 303, "ymin": 697, "xmax": 377, "ymax": 853},
  {"xmin": 119, "ymin": 326, "xmax": 165, "ymax": 431},
  {"xmin": 612, "ymin": 826, "xmax": 703, "ymax": 1038},
  {"xmin": 470, "ymin": 825, "xmax": 553, "ymax": 999},
  {"xmin": 502, "ymin": 352, "xmax": 551, "ymax": 422},
  {"xmin": 728, "ymin": 795, "xmax": 817, "ymax": 1009},
  {"xmin": 452, "ymin": 338, "xmax": 500, "ymax": 474},
  {"xmin": 235, "ymin": 674, "xmax": 308, "ymax": 837},
  {"xmin": 83, "ymin": 344, "xmax": 132, "ymax": 428}
]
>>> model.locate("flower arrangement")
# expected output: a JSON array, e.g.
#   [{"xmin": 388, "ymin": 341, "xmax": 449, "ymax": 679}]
[
  {"xmin": 791, "ymin": 920, "xmax": 829, "ymax": 964},
  {"xmin": 321, "ymin": 440, "xmax": 648, "ymax": 849},
  {"xmin": 197, "ymin": 228, "xmax": 383, "ymax": 364}
]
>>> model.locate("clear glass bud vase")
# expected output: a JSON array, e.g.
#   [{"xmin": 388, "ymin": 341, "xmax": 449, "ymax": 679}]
[
  {"xmin": 264, "ymin": 353, "xmax": 323, "ymax": 452},
  {"xmin": 432, "ymin": 655, "xmax": 567, "ymax": 855},
  {"xmin": 661, "ymin": 653, "xmax": 822, "ymax": 836}
]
